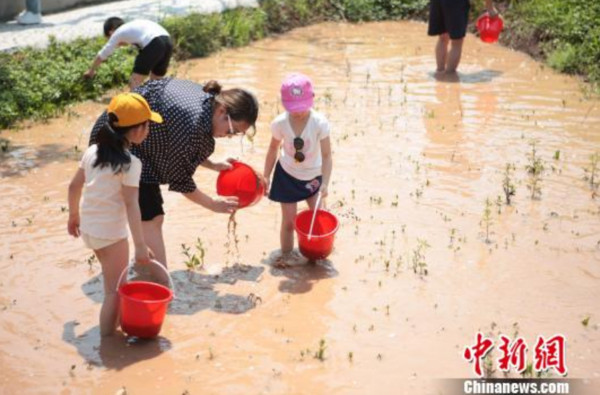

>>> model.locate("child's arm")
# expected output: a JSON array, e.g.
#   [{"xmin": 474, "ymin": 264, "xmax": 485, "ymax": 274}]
[
  {"xmin": 263, "ymin": 137, "xmax": 281, "ymax": 195},
  {"xmin": 320, "ymin": 137, "xmax": 332, "ymax": 198},
  {"xmin": 122, "ymin": 185, "xmax": 151, "ymax": 265},
  {"xmin": 67, "ymin": 169, "xmax": 85, "ymax": 237},
  {"xmin": 83, "ymin": 56, "xmax": 103, "ymax": 79},
  {"xmin": 83, "ymin": 29, "xmax": 123, "ymax": 79},
  {"xmin": 485, "ymin": 0, "xmax": 498, "ymax": 16}
]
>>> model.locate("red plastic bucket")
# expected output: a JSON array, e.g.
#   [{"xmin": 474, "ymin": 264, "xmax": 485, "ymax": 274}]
[
  {"xmin": 294, "ymin": 209, "xmax": 339, "ymax": 260},
  {"xmin": 476, "ymin": 14, "xmax": 504, "ymax": 43},
  {"xmin": 216, "ymin": 161, "xmax": 264, "ymax": 208},
  {"xmin": 117, "ymin": 261, "xmax": 174, "ymax": 339}
]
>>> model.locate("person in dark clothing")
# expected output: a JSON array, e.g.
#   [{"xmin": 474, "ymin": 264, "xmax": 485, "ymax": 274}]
[
  {"xmin": 89, "ymin": 78, "xmax": 259, "ymax": 267},
  {"xmin": 428, "ymin": 0, "xmax": 498, "ymax": 73}
]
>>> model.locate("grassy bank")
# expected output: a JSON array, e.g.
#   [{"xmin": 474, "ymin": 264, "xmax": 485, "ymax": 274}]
[
  {"xmin": 500, "ymin": 0, "xmax": 600, "ymax": 86},
  {"xmin": 0, "ymin": 0, "xmax": 598, "ymax": 129}
]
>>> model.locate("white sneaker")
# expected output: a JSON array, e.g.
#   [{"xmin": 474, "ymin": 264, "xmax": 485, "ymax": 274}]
[{"xmin": 17, "ymin": 11, "xmax": 42, "ymax": 25}]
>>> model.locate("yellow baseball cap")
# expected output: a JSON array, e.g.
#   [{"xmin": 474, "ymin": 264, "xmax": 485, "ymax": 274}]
[{"xmin": 107, "ymin": 92, "xmax": 163, "ymax": 127}]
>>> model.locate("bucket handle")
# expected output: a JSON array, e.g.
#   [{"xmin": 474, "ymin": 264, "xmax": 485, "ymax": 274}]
[
  {"xmin": 308, "ymin": 192, "xmax": 322, "ymax": 241},
  {"xmin": 116, "ymin": 259, "xmax": 175, "ymax": 298}
]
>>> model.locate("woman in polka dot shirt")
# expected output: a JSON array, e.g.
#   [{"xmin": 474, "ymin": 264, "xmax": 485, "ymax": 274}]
[{"xmin": 90, "ymin": 78, "xmax": 259, "ymax": 268}]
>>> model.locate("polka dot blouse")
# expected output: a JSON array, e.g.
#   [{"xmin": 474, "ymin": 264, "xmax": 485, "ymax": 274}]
[{"xmin": 90, "ymin": 78, "xmax": 216, "ymax": 193}]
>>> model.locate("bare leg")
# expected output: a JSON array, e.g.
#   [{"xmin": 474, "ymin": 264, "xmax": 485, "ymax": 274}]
[
  {"xmin": 435, "ymin": 34, "xmax": 450, "ymax": 72},
  {"xmin": 141, "ymin": 215, "xmax": 169, "ymax": 285},
  {"xmin": 142, "ymin": 215, "xmax": 166, "ymax": 266},
  {"xmin": 94, "ymin": 239, "xmax": 129, "ymax": 337},
  {"xmin": 306, "ymin": 193, "xmax": 320, "ymax": 210},
  {"xmin": 149, "ymin": 73, "xmax": 165, "ymax": 81},
  {"xmin": 280, "ymin": 202, "xmax": 297, "ymax": 254},
  {"xmin": 445, "ymin": 38, "xmax": 465, "ymax": 73},
  {"xmin": 129, "ymin": 73, "xmax": 147, "ymax": 90}
]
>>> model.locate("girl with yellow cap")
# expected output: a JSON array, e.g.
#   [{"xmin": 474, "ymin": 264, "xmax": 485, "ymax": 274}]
[{"xmin": 67, "ymin": 92, "xmax": 163, "ymax": 337}]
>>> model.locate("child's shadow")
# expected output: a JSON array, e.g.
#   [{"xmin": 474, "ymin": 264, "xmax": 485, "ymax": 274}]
[
  {"xmin": 62, "ymin": 321, "xmax": 171, "ymax": 371},
  {"xmin": 81, "ymin": 264, "xmax": 265, "ymax": 316},
  {"xmin": 262, "ymin": 250, "xmax": 338, "ymax": 294}
]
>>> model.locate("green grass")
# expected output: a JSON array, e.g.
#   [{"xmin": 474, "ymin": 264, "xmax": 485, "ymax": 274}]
[
  {"xmin": 0, "ymin": 0, "xmax": 598, "ymax": 130},
  {"xmin": 500, "ymin": 0, "xmax": 600, "ymax": 86}
]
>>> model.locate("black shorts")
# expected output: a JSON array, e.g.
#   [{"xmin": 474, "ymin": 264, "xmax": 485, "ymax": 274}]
[
  {"xmin": 428, "ymin": 0, "xmax": 471, "ymax": 40},
  {"xmin": 268, "ymin": 161, "xmax": 322, "ymax": 204},
  {"xmin": 133, "ymin": 36, "xmax": 173, "ymax": 77},
  {"xmin": 139, "ymin": 183, "xmax": 165, "ymax": 221}
]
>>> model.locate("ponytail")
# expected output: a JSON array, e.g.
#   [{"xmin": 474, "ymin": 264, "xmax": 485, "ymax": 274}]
[
  {"xmin": 93, "ymin": 112, "xmax": 132, "ymax": 174},
  {"xmin": 203, "ymin": 80, "xmax": 222, "ymax": 95}
]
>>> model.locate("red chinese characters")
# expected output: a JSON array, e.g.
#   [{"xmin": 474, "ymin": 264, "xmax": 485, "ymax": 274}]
[
  {"xmin": 463, "ymin": 332, "xmax": 494, "ymax": 377},
  {"xmin": 463, "ymin": 333, "xmax": 567, "ymax": 377},
  {"xmin": 497, "ymin": 335, "xmax": 528, "ymax": 373},
  {"xmin": 534, "ymin": 334, "xmax": 567, "ymax": 376}
]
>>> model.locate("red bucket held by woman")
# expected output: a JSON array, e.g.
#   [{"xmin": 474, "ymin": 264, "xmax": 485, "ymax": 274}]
[
  {"xmin": 294, "ymin": 209, "xmax": 339, "ymax": 260},
  {"xmin": 216, "ymin": 161, "xmax": 264, "ymax": 208},
  {"xmin": 476, "ymin": 14, "xmax": 504, "ymax": 43}
]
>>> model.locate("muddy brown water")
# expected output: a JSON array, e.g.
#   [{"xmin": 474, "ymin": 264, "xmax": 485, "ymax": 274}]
[{"xmin": 1, "ymin": 21, "xmax": 600, "ymax": 394}]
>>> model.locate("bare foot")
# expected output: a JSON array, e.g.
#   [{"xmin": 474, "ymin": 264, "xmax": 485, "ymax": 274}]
[{"xmin": 273, "ymin": 256, "xmax": 290, "ymax": 269}]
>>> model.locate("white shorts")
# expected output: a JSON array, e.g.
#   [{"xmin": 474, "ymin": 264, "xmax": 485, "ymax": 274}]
[{"xmin": 81, "ymin": 233, "xmax": 125, "ymax": 250}]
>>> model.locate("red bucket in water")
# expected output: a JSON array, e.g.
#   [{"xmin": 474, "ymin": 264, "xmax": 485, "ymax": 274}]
[
  {"xmin": 119, "ymin": 281, "xmax": 173, "ymax": 338},
  {"xmin": 217, "ymin": 161, "xmax": 264, "ymax": 208},
  {"xmin": 294, "ymin": 209, "xmax": 339, "ymax": 260},
  {"xmin": 476, "ymin": 14, "xmax": 504, "ymax": 43},
  {"xmin": 118, "ymin": 261, "xmax": 174, "ymax": 339}
]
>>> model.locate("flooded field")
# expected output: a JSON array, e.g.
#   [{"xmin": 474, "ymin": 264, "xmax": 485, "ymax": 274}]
[{"xmin": 1, "ymin": 21, "xmax": 599, "ymax": 394}]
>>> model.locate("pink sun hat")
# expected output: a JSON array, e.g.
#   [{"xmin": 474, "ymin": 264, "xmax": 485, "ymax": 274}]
[{"xmin": 281, "ymin": 73, "xmax": 314, "ymax": 113}]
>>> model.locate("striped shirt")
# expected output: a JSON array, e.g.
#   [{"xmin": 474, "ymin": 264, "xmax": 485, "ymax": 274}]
[{"xmin": 90, "ymin": 78, "xmax": 216, "ymax": 193}]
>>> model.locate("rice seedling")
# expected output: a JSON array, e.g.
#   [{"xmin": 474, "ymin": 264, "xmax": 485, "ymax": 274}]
[
  {"xmin": 583, "ymin": 152, "xmax": 599, "ymax": 191},
  {"xmin": 314, "ymin": 339, "xmax": 327, "ymax": 361},
  {"xmin": 581, "ymin": 316, "xmax": 590, "ymax": 327},
  {"xmin": 525, "ymin": 142, "xmax": 544, "ymax": 200},
  {"xmin": 481, "ymin": 198, "xmax": 493, "ymax": 244},
  {"xmin": 411, "ymin": 239, "xmax": 430, "ymax": 276},
  {"xmin": 502, "ymin": 163, "xmax": 516, "ymax": 205},
  {"xmin": 85, "ymin": 254, "xmax": 96, "ymax": 270},
  {"xmin": 495, "ymin": 195, "xmax": 503, "ymax": 215},
  {"xmin": 181, "ymin": 237, "xmax": 206, "ymax": 271},
  {"xmin": 247, "ymin": 293, "xmax": 262, "ymax": 307}
]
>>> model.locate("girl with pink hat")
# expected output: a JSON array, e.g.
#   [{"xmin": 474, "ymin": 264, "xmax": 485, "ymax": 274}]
[{"xmin": 263, "ymin": 73, "xmax": 333, "ymax": 266}]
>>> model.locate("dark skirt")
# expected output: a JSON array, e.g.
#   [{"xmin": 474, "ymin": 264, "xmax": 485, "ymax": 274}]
[{"xmin": 269, "ymin": 161, "xmax": 322, "ymax": 203}]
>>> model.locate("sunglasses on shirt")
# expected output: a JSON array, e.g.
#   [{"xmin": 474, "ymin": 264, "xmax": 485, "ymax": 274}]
[{"xmin": 293, "ymin": 137, "xmax": 305, "ymax": 163}]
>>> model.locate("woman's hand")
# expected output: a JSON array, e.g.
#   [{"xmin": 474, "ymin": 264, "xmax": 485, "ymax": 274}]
[
  {"xmin": 212, "ymin": 158, "xmax": 236, "ymax": 172},
  {"xmin": 67, "ymin": 214, "xmax": 80, "ymax": 237},
  {"xmin": 488, "ymin": 8, "xmax": 499, "ymax": 17},
  {"xmin": 211, "ymin": 196, "xmax": 239, "ymax": 213}
]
